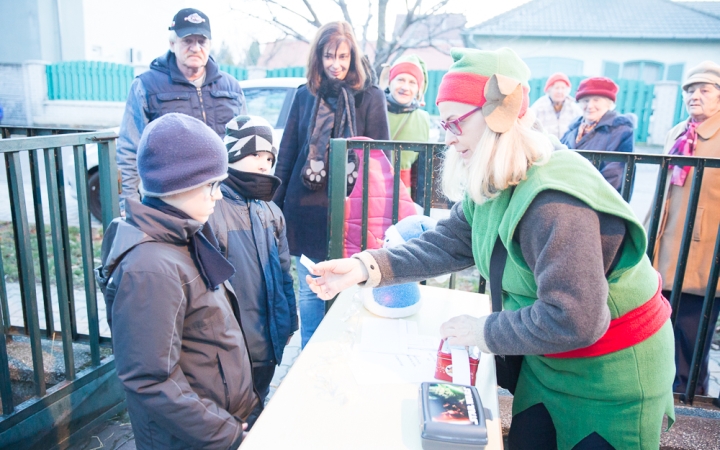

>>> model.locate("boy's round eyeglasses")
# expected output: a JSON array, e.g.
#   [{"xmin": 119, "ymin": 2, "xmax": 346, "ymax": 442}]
[
  {"xmin": 440, "ymin": 107, "xmax": 482, "ymax": 136},
  {"xmin": 208, "ymin": 180, "xmax": 222, "ymax": 196}
]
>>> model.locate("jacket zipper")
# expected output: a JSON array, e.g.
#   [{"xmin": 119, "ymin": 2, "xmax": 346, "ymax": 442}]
[
  {"xmin": 217, "ymin": 354, "xmax": 230, "ymax": 410},
  {"xmin": 196, "ymin": 87, "xmax": 207, "ymax": 123}
]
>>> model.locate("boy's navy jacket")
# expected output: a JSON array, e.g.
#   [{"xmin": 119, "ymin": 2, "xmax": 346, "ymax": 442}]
[
  {"xmin": 99, "ymin": 199, "xmax": 256, "ymax": 449},
  {"xmin": 561, "ymin": 110, "xmax": 635, "ymax": 191},
  {"xmin": 208, "ymin": 184, "xmax": 298, "ymax": 366}
]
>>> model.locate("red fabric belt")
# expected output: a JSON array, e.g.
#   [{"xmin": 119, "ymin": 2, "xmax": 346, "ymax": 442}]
[{"xmin": 545, "ymin": 274, "xmax": 671, "ymax": 359}]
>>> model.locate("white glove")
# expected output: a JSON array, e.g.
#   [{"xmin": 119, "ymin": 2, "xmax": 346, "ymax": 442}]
[{"xmin": 440, "ymin": 315, "xmax": 490, "ymax": 353}]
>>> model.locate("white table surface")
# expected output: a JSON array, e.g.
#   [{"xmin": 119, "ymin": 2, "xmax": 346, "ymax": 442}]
[{"xmin": 241, "ymin": 285, "xmax": 503, "ymax": 450}]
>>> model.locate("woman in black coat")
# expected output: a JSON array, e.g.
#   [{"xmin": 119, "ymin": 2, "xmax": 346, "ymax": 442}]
[{"xmin": 273, "ymin": 21, "xmax": 390, "ymax": 347}]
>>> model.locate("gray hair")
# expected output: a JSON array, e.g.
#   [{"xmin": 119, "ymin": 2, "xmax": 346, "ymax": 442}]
[{"xmin": 168, "ymin": 30, "xmax": 211, "ymax": 52}]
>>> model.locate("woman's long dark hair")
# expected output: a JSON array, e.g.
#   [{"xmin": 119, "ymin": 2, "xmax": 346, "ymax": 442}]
[{"xmin": 306, "ymin": 21, "xmax": 367, "ymax": 95}]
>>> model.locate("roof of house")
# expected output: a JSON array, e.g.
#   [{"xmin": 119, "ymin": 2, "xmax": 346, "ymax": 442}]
[
  {"xmin": 681, "ymin": 1, "xmax": 720, "ymax": 18},
  {"xmin": 465, "ymin": 0, "xmax": 720, "ymax": 40}
]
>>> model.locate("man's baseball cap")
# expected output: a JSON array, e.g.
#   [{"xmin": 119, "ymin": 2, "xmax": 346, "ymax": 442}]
[{"xmin": 169, "ymin": 8, "xmax": 211, "ymax": 39}]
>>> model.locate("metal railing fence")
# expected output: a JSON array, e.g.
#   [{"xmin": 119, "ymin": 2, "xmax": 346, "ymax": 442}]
[
  {"xmin": 327, "ymin": 139, "xmax": 720, "ymax": 408},
  {"xmin": 0, "ymin": 130, "xmax": 120, "ymax": 442}
]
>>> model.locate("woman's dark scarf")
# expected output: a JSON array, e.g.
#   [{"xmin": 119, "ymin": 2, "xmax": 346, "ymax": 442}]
[
  {"xmin": 142, "ymin": 196, "xmax": 235, "ymax": 291},
  {"xmin": 385, "ymin": 88, "xmax": 420, "ymax": 114},
  {"xmin": 224, "ymin": 167, "xmax": 281, "ymax": 201},
  {"xmin": 301, "ymin": 77, "xmax": 359, "ymax": 191}
]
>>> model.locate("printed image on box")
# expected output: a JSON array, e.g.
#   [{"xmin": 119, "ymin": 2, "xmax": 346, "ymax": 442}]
[{"xmin": 428, "ymin": 383, "xmax": 478, "ymax": 425}]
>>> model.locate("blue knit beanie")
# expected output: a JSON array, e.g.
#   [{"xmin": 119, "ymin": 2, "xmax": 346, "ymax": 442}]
[{"xmin": 138, "ymin": 113, "xmax": 228, "ymax": 197}]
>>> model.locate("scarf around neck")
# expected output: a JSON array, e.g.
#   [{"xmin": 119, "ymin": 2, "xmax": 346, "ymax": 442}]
[
  {"xmin": 301, "ymin": 77, "xmax": 358, "ymax": 191},
  {"xmin": 224, "ymin": 167, "xmax": 281, "ymax": 201},
  {"xmin": 575, "ymin": 119, "xmax": 598, "ymax": 144},
  {"xmin": 142, "ymin": 196, "xmax": 235, "ymax": 291},
  {"xmin": 668, "ymin": 120, "xmax": 701, "ymax": 186},
  {"xmin": 385, "ymin": 88, "xmax": 420, "ymax": 114}
]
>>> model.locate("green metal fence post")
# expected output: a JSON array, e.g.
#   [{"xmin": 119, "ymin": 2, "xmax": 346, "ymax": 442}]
[
  {"xmin": 0, "ymin": 252, "xmax": 8, "ymax": 333},
  {"xmin": 73, "ymin": 145, "xmax": 101, "ymax": 366},
  {"xmin": 28, "ymin": 150, "xmax": 55, "ymax": 337},
  {"xmin": 325, "ymin": 138, "xmax": 349, "ymax": 312},
  {"xmin": 0, "ymin": 304, "xmax": 12, "ymax": 414},
  {"xmin": 5, "ymin": 151, "xmax": 46, "ymax": 397},
  {"xmin": 44, "ymin": 148, "xmax": 77, "ymax": 381},
  {"xmin": 96, "ymin": 138, "xmax": 121, "ymax": 230}
]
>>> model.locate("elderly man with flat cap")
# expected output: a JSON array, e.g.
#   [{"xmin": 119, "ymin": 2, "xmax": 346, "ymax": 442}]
[
  {"xmin": 117, "ymin": 8, "xmax": 247, "ymax": 210},
  {"xmin": 651, "ymin": 60, "xmax": 720, "ymax": 397}
]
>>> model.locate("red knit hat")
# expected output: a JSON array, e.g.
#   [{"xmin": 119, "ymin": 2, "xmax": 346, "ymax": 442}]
[
  {"xmin": 575, "ymin": 77, "xmax": 618, "ymax": 102},
  {"xmin": 544, "ymin": 72, "xmax": 571, "ymax": 92}
]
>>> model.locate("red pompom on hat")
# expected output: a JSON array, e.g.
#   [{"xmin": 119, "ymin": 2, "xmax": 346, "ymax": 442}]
[
  {"xmin": 544, "ymin": 72, "xmax": 571, "ymax": 92},
  {"xmin": 575, "ymin": 77, "xmax": 618, "ymax": 102}
]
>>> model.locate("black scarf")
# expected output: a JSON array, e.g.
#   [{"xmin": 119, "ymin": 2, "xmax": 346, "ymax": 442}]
[
  {"xmin": 300, "ymin": 77, "xmax": 358, "ymax": 191},
  {"xmin": 224, "ymin": 167, "xmax": 281, "ymax": 202},
  {"xmin": 385, "ymin": 88, "xmax": 420, "ymax": 114},
  {"xmin": 142, "ymin": 196, "xmax": 235, "ymax": 291}
]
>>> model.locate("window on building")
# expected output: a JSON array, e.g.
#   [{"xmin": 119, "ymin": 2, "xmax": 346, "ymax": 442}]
[
  {"xmin": 523, "ymin": 57, "xmax": 584, "ymax": 78},
  {"xmin": 622, "ymin": 61, "xmax": 664, "ymax": 84}
]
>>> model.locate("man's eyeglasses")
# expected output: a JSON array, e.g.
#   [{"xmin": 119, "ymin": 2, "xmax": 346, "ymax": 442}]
[
  {"xmin": 440, "ymin": 107, "xmax": 482, "ymax": 136},
  {"xmin": 208, "ymin": 180, "xmax": 222, "ymax": 196}
]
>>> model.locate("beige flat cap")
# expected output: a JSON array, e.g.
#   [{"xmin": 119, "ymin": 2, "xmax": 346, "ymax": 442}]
[{"xmin": 682, "ymin": 60, "xmax": 720, "ymax": 91}]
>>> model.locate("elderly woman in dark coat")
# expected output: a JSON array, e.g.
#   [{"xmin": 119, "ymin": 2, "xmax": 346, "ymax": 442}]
[
  {"xmin": 273, "ymin": 21, "xmax": 390, "ymax": 347},
  {"xmin": 561, "ymin": 77, "xmax": 635, "ymax": 192}
]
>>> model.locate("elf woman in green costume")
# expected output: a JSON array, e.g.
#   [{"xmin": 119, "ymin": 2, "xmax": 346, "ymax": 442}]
[{"xmin": 306, "ymin": 47, "xmax": 675, "ymax": 450}]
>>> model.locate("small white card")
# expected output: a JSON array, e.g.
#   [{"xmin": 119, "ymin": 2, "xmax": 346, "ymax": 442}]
[{"xmin": 299, "ymin": 254, "xmax": 316, "ymax": 273}]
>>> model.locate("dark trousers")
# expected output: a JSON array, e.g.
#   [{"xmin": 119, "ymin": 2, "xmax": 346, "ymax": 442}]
[
  {"xmin": 508, "ymin": 403, "xmax": 615, "ymax": 449},
  {"xmin": 245, "ymin": 365, "xmax": 276, "ymax": 429},
  {"xmin": 664, "ymin": 290, "xmax": 720, "ymax": 396}
]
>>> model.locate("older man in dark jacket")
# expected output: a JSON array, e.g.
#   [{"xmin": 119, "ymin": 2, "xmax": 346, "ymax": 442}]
[
  {"xmin": 117, "ymin": 8, "xmax": 246, "ymax": 209},
  {"xmin": 98, "ymin": 113, "xmax": 257, "ymax": 449}
]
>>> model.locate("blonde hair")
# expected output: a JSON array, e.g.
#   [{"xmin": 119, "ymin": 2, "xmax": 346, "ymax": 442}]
[{"xmin": 441, "ymin": 110, "xmax": 553, "ymax": 204}]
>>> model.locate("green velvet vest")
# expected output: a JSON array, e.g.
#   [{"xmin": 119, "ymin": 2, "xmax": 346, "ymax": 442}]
[{"xmin": 463, "ymin": 150, "xmax": 675, "ymax": 449}]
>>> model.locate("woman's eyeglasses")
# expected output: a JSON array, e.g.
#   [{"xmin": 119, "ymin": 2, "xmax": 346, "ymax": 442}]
[{"xmin": 440, "ymin": 107, "xmax": 482, "ymax": 136}]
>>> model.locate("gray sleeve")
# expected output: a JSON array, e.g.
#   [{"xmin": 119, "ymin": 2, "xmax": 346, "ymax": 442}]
[
  {"xmin": 483, "ymin": 190, "xmax": 625, "ymax": 355},
  {"xmin": 117, "ymin": 78, "xmax": 150, "ymax": 208},
  {"xmin": 367, "ymin": 202, "xmax": 476, "ymax": 286}
]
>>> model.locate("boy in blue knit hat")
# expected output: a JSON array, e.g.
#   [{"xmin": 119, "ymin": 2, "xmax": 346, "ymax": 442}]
[
  {"xmin": 97, "ymin": 113, "xmax": 258, "ymax": 448},
  {"xmin": 208, "ymin": 115, "xmax": 298, "ymax": 425}
]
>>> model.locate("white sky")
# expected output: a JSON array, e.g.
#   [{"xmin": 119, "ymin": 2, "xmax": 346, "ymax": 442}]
[{"xmin": 82, "ymin": 0, "xmax": 715, "ymax": 65}]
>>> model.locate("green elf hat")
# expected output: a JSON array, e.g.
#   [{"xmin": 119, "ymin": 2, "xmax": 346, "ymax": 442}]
[
  {"xmin": 389, "ymin": 54, "xmax": 428, "ymax": 100},
  {"xmin": 436, "ymin": 47, "xmax": 531, "ymax": 133}
]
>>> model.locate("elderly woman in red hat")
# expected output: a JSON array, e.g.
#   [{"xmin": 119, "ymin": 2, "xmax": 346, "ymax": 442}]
[
  {"xmin": 530, "ymin": 72, "xmax": 582, "ymax": 139},
  {"xmin": 561, "ymin": 77, "xmax": 635, "ymax": 192}
]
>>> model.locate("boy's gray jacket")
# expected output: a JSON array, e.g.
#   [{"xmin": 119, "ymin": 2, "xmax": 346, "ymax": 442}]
[
  {"xmin": 99, "ymin": 200, "xmax": 257, "ymax": 449},
  {"xmin": 208, "ymin": 185, "xmax": 298, "ymax": 366}
]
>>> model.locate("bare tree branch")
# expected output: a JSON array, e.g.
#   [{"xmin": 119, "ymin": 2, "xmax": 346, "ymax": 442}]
[
  {"xmin": 235, "ymin": 8, "xmax": 311, "ymax": 43},
  {"xmin": 300, "ymin": 0, "xmax": 323, "ymax": 28},
  {"xmin": 263, "ymin": 0, "xmax": 322, "ymax": 28},
  {"xmin": 333, "ymin": 0, "xmax": 354, "ymax": 27},
  {"xmin": 361, "ymin": 2, "xmax": 374, "ymax": 53}
]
